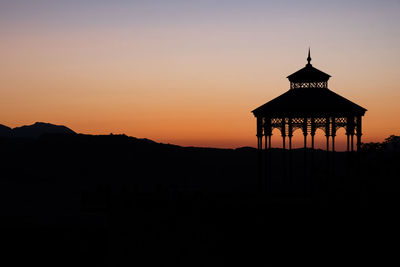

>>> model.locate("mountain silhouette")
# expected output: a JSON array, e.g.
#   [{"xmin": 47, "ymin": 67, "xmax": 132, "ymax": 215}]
[
  {"xmin": 0, "ymin": 125, "xmax": 399, "ymax": 266},
  {"xmin": 0, "ymin": 124, "xmax": 12, "ymax": 138},
  {"xmin": 1, "ymin": 122, "xmax": 76, "ymax": 139}
]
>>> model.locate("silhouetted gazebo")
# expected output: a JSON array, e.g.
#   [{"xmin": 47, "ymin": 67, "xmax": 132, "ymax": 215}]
[{"xmin": 252, "ymin": 50, "xmax": 367, "ymax": 191}]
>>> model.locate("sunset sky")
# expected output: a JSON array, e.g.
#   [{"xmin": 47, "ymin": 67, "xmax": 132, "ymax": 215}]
[{"xmin": 1, "ymin": 0, "xmax": 399, "ymax": 150}]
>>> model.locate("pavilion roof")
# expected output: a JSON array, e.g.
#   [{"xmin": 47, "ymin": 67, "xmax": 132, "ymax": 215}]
[
  {"xmin": 287, "ymin": 63, "xmax": 331, "ymax": 82},
  {"xmin": 252, "ymin": 87, "xmax": 367, "ymax": 117}
]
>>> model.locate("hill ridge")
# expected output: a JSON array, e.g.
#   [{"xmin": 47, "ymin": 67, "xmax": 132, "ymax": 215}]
[{"xmin": 0, "ymin": 122, "xmax": 76, "ymax": 138}]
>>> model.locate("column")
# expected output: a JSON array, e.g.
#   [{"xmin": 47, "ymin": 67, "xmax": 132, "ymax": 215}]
[
  {"xmin": 303, "ymin": 117, "xmax": 308, "ymax": 185},
  {"xmin": 303, "ymin": 118, "xmax": 308, "ymax": 149},
  {"xmin": 331, "ymin": 117, "xmax": 336, "ymax": 176},
  {"xmin": 288, "ymin": 118, "xmax": 293, "ymax": 150},
  {"xmin": 325, "ymin": 117, "xmax": 330, "ymax": 152},
  {"xmin": 347, "ymin": 116, "xmax": 355, "ymax": 153},
  {"xmin": 311, "ymin": 118, "xmax": 316, "ymax": 150},
  {"xmin": 281, "ymin": 118, "xmax": 286, "ymax": 179},
  {"xmin": 257, "ymin": 117, "xmax": 263, "ymax": 193},
  {"xmin": 281, "ymin": 118, "xmax": 286, "ymax": 150},
  {"xmin": 356, "ymin": 115, "xmax": 362, "ymax": 152},
  {"xmin": 288, "ymin": 118, "xmax": 293, "ymax": 181},
  {"xmin": 264, "ymin": 133, "xmax": 268, "ymax": 193},
  {"xmin": 351, "ymin": 134, "xmax": 354, "ymax": 152},
  {"xmin": 325, "ymin": 117, "xmax": 331, "ymax": 175},
  {"xmin": 257, "ymin": 117, "xmax": 263, "ymax": 150},
  {"xmin": 268, "ymin": 135, "xmax": 272, "ymax": 149},
  {"xmin": 264, "ymin": 117, "xmax": 272, "ymax": 193},
  {"xmin": 310, "ymin": 118, "xmax": 316, "ymax": 189},
  {"xmin": 268, "ymin": 134, "xmax": 272, "ymax": 182},
  {"xmin": 331, "ymin": 117, "xmax": 336, "ymax": 152}
]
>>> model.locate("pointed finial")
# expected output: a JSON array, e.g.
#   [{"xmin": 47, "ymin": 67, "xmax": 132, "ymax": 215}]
[{"xmin": 307, "ymin": 47, "xmax": 311, "ymax": 65}]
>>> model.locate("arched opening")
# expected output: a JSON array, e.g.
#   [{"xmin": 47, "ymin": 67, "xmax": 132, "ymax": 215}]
[
  {"xmin": 265, "ymin": 126, "xmax": 349, "ymax": 152},
  {"xmin": 333, "ymin": 127, "xmax": 347, "ymax": 152},
  {"xmin": 313, "ymin": 128, "xmax": 327, "ymax": 150},
  {"xmin": 270, "ymin": 128, "xmax": 283, "ymax": 148},
  {"xmin": 290, "ymin": 128, "xmax": 306, "ymax": 149}
]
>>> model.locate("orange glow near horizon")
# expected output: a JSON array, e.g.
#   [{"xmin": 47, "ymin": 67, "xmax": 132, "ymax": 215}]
[{"xmin": 0, "ymin": 1, "xmax": 399, "ymax": 150}]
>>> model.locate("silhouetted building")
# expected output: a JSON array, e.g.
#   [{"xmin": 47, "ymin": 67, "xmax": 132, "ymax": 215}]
[{"xmin": 252, "ymin": 49, "xmax": 367, "ymax": 191}]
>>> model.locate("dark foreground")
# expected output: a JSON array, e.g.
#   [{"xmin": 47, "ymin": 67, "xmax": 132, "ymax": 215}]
[{"xmin": 0, "ymin": 134, "xmax": 398, "ymax": 266}]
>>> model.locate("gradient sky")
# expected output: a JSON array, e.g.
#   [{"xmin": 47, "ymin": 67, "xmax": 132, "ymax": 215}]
[{"xmin": 1, "ymin": 0, "xmax": 399, "ymax": 149}]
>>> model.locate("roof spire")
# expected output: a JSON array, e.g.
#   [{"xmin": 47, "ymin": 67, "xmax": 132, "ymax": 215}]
[{"xmin": 307, "ymin": 47, "xmax": 312, "ymax": 65}]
